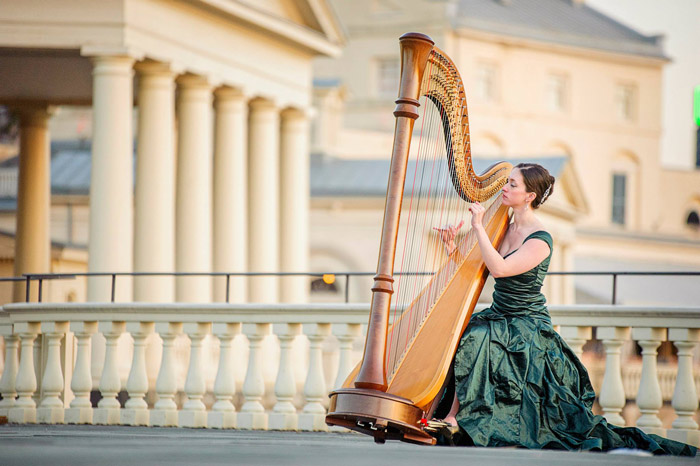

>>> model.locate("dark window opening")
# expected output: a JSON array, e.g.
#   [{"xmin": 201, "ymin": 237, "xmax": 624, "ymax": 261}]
[
  {"xmin": 687, "ymin": 210, "xmax": 700, "ymax": 230},
  {"xmin": 611, "ymin": 173, "xmax": 626, "ymax": 225},
  {"xmin": 695, "ymin": 126, "xmax": 700, "ymax": 168}
]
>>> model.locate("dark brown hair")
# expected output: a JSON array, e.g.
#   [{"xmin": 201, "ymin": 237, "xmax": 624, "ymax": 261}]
[{"xmin": 514, "ymin": 163, "xmax": 555, "ymax": 209}]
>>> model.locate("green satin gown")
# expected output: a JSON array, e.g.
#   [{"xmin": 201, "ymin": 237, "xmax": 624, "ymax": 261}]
[{"xmin": 452, "ymin": 230, "xmax": 697, "ymax": 456}]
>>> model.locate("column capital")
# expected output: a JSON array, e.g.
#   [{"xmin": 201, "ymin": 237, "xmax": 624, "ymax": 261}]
[
  {"xmin": 249, "ymin": 97, "xmax": 277, "ymax": 112},
  {"xmin": 281, "ymin": 106, "xmax": 311, "ymax": 122},
  {"xmin": 12, "ymin": 104, "xmax": 54, "ymax": 128},
  {"xmin": 135, "ymin": 60, "xmax": 177, "ymax": 78},
  {"xmin": 176, "ymin": 73, "xmax": 213, "ymax": 90},
  {"xmin": 214, "ymin": 86, "xmax": 245, "ymax": 100}
]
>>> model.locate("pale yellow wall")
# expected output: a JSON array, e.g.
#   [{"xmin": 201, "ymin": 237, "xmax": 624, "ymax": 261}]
[
  {"xmin": 312, "ymin": 1, "xmax": 700, "ymax": 265},
  {"xmin": 660, "ymin": 169, "xmax": 700, "ymax": 236}
]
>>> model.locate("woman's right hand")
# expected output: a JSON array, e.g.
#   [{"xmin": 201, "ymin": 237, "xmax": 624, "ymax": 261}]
[{"xmin": 433, "ymin": 220, "xmax": 465, "ymax": 254}]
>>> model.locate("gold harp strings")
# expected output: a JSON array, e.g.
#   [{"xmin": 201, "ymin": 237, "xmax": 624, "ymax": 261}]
[{"xmin": 386, "ymin": 49, "xmax": 507, "ymax": 378}]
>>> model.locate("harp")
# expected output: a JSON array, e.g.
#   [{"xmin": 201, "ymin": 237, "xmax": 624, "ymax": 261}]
[{"xmin": 325, "ymin": 33, "xmax": 512, "ymax": 444}]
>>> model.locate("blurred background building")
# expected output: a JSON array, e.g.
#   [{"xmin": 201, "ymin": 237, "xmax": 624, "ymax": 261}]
[{"xmin": 0, "ymin": 0, "xmax": 698, "ymax": 306}]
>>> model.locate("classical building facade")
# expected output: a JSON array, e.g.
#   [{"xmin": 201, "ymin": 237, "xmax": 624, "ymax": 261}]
[{"xmin": 0, "ymin": 0, "xmax": 343, "ymax": 304}]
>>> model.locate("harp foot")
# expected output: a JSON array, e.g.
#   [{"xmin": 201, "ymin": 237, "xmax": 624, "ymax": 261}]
[{"xmin": 326, "ymin": 388, "xmax": 436, "ymax": 446}]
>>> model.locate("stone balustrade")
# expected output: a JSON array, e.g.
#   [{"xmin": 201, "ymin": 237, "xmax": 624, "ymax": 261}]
[{"xmin": 0, "ymin": 303, "xmax": 698, "ymax": 447}]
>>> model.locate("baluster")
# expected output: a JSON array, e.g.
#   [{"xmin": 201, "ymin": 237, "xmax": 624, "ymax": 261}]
[
  {"xmin": 238, "ymin": 323, "xmax": 270, "ymax": 430},
  {"xmin": 36, "ymin": 322, "xmax": 69, "ymax": 424},
  {"xmin": 93, "ymin": 321, "xmax": 125, "ymax": 425},
  {"xmin": 8, "ymin": 322, "xmax": 40, "ymax": 423},
  {"xmin": 299, "ymin": 323, "xmax": 331, "ymax": 431},
  {"xmin": 121, "ymin": 322, "xmax": 154, "ymax": 426},
  {"xmin": 632, "ymin": 327, "xmax": 666, "ymax": 436},
  {"xmin": 179, "ymin": 322, "xmax": 211, "ymax": 428},
  {"xmin": 150, "ymin": 322, "xmax": 183, "ymax": 427},
  {"xmin": 597, "ymin": 326, "xmax": 630, "ymax": 426},
  {"xmin": 559, "ymin": 325, "xmax": 592, "ymax": 359},
  {"xmin": 667, "ymin": 328, "xmax": 700, "ymax": 446},
  {"xmin": 208, "ymin": 322, "xmax": 241, "ymax": 429},
  {"xmin": 269, "ymin": 323, "xmax": 302, "ymax": 430},
  {"xmin": 0, "ymin": 332, "xmax": 19, "ymax": 417},
  {"xmin": 65, "ymin": 322, "xmax": 97, "ymax": 424}
]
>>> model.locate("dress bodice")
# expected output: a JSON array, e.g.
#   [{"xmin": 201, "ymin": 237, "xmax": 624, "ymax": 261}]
[{"xmin": 490, "ymin": 230, "xmax": 553, "ymax": 319}]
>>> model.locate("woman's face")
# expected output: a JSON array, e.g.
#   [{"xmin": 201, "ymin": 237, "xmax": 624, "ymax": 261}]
[{"xmin": 501, "ymin": 168, "xmax": 534, "ymax": 208}]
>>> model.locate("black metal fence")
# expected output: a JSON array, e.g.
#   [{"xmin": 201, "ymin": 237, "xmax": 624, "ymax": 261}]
[{"xmin": 1, "ymin": 270, "xmax": 698, "ymax": 305}]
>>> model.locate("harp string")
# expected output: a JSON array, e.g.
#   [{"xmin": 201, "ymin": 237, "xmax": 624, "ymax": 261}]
[{"xmin": 387, "ymin": 57, "xmax": 435, "ymax": 370}]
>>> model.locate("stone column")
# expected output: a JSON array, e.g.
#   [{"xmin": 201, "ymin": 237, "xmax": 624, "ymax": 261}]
[
  {"xmin": 213, "ymin": 88, "xmax": 248, "ymax": 303},
  {"xmin": 279, "ymin": 108, "xmax": 310, "ymax": 303},
  {"xmin": 134, "ymin": 62, "xmax": 176, "ymax": 302},
  {"xmin": 13, "ymin": 106, "xmax": 52, "ymax": 302},
  {"xmin": 597, "ymin": 326, "xmax": 630, "ymax": 426},
  {"xmin": 248, "ymin": 98, "xmax": 279, "ymax": 303},
  {"xmin": 176, "ymin": 74, "xmax": 214, "ymax": 302},
  {"xmin": 632, "ymin": 327, "xmax": 666, "ymax": 436},
  {"xmin": 87, "ymin": 55, "xmax": 135, "ymax": 302}
]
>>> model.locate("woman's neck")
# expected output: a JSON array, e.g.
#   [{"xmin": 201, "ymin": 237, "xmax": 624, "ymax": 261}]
[{"xmin": 510, "ymin": 204, "xmax": 538, "ymax": 232}]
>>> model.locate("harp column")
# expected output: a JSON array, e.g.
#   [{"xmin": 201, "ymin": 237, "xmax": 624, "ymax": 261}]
[
  {"xmin": 175, "ymin": 74, "xmax": 214, "ymax": 302},
  {"xmin": 279, "ymin": 107, "xmax": 310, "ymax": 303},
  {"xmin": 85, "ymin": 53, "xmax": 137, "ymax": 302},
  {"xmin": 247, "ymin": 98, "xmax": 280, "ymax": 303},
  {"xmin": 12, "ymin": 105, "xmax": 52, "ymax": 302},
  {"xmin": 133, "ymin": 61, "xmax": 176, "ymax": 302},
  {"xmin": 213, "ymin": 87, "xmax": 248, "ymax": 303}
]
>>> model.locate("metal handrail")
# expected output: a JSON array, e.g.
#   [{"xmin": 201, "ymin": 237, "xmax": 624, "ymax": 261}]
[{"xmin": 7, "ymin": 270, "xmax": 700, "ymax": 305}]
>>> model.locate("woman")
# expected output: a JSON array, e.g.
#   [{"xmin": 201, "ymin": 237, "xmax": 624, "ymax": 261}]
[{"xmin": 432, "ymin": 163, "xmax": 696, "ymax": 456}]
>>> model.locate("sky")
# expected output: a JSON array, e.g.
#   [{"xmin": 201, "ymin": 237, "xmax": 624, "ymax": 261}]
[{"xmin": 586, "ymin": 0, "xmax": 700, "ymax": 169}]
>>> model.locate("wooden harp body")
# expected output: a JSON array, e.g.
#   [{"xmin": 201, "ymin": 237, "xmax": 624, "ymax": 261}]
[{"xmin": 325, "ymin": 33, "xmax": 512, "ymax": 445}]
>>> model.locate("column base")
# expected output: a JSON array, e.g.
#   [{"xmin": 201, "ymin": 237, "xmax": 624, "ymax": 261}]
[
  {"xmin": 178, "ymin": 409, "xmax": 207, "ymax": 428},
  {"xmin": 8, "ymin": 407, "xmax": 36, "ymax": 424},
  {"xmin": 268, "ymin": 412, "xmax": 298, "ymax": 430},
  {"xmin": 603, "ymin": 412, "xmax": 625, "ymax": 426},
  {"xmin": 121, "ymin": 408, "xmax": 150, "ymax": 426},
  {"xmin": 237, "ymin": 411, "xmax": 268, "ymax": 430},
  {"xmin": 0, "ymin": 405, "xmax": 13, "ymax": 418},
  {"xmin": 65, "ymin": 407, "xmax": 93, "ymax": 424},
  {"xmin": 36, "ymin": 407, "xmax": 65, "ymax": 424},
  {"xmin": 150, "ymin": 409, "xmax": 178, "ymax": 427},
  {"xmin": 638, "ymin": 426, "xmax": 666, "ymax": 437},
  {"xmin": 207, "ymin": 410, "xmax": 236, "ymax": 429},
  {"xmin": 667, "ymin": 429, "xmax": 700, "ymax": 448},
  {"xmin": 298, "ymin": 412, "xmax": 328, "ymax": 431},
  {"xmin": 93, "ymin": 407, "xmax": 122, "ymax": 425}
]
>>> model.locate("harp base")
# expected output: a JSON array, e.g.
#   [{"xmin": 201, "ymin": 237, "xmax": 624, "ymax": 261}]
[{"xmin": 325, "ymin": 388, "xmax": 436, "ymax": 445}]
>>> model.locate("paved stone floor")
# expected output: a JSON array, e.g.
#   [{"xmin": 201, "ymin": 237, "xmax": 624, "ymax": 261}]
[{"xmin": 0, "ymin": 424, "xmax": 696, "ymax": 466}]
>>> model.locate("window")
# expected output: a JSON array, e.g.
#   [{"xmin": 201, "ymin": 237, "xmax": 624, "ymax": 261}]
[
  {"xmin": 687, "ymin": 210, "xmax": 700, "ymax": 231},
  {"xmin": 376, "ymin": 58, "xmax": 400, "ymax": 97},
  {"xmin": 611, "ymin": 173, "xmax": 626, "ymax": 225},
  {"xmin": 695, "ymin": 126, "xmax": 699, "ymax": 168},
  {"xmin": 476, "ymin": 63, "xmax": 498, "ymax": 102},
  {"xmin": 616, "ymin": 84, "xmax": 636, "ymax": 121},
  {"xmin": 547, "ymin": 74, "xmax": 568, "ymax": 112}
]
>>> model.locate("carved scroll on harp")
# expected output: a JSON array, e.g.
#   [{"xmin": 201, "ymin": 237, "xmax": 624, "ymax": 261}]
[{"xmin": 325, "ymin": 32, "xmax": 512, "ymax": 445}]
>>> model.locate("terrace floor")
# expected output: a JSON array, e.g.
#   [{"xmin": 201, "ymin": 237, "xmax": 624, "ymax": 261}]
[{"xmin": 0, "ymin": 424, "xmax": 696, "ymax": 465}]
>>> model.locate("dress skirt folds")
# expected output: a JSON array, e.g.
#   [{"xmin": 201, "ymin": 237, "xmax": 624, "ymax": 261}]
[{"xmin": 451, "ymin": 231, "xmax": 696, "ymax": 456}]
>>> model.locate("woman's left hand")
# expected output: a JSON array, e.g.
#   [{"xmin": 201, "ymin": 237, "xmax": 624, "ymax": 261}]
[{"xmin": 469, "ymin": 202, "xmax": 486, "ymax": 229}]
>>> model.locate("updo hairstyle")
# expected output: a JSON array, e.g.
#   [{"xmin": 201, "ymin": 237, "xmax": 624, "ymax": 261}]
[{"xmin": 514, "ymin": 163, "xmax": 555, "ymax": 209}]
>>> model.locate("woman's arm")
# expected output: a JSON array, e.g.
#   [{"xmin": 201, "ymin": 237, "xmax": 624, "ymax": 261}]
[{"xmin": 470, "ymin": 203, "xmax": 550, "ymax": 278}]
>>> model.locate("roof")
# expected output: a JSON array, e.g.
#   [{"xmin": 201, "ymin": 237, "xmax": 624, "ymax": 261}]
[
  {"xmin": 0, "ymin": 141, "xmax": 569, "ymax": 204},
  {"xmin": 453, "ymin": 0, "xmax": 667, "ymax": 59},
  {"xmin": 310, "ymin": 154, "xmax": 568, "ymax": 197}
]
